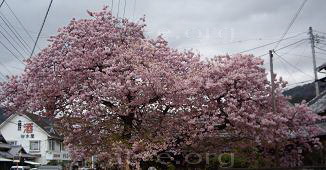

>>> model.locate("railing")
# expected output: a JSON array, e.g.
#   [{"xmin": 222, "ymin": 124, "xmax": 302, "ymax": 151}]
[{"xmin": 45, "ymin": 150, "xmax": 70, "ymax": 161}]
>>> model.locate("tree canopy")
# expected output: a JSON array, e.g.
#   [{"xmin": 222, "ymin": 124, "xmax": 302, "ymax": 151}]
[{"xmin": 0, "ymin": 8, "xmax": 322, "ymax": 168}]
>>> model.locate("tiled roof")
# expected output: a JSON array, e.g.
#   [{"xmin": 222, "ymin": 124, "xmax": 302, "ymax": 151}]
[
  {"xmin": 8, "ymin": 146, "xmax": 36, "ymax": 159},
  {"xmin": 0, "ymin": 133, "xmax": 35, "ymax": 159},
  {"xmin": 0, "ymin": 108, "xmax": 10, "ymax": 125},
  {"xmin": 0, "ymin": 130, "xmax": 7, "ymax": 144},
  {"xmin": 308, "ymin": 90, "xmax": 326, "ymax": 114},
  {"xmin": 308, "ymin": 91, "xmax": 326, "ymax": 136},
  {"xmin": 0, "ymin": 151, "xmax": 13, "ymax": 159}
]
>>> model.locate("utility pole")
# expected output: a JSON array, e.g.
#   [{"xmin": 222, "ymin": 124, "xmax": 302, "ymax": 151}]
[
  {"xmin": 309, "ymin": 26, "xmax": 320, "ymax": 96},
  {"xmin": 270, "ymin": 50, "xmax": 276, "ymax": 113}
]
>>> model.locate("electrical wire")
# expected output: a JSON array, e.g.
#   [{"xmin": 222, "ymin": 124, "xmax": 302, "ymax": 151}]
[
  {"xmin": 0, "ymin": 28, "xmax": 26, "ymax": 58},
  {"xmin": 0, "ymin": 75, "xmax": 5, "ymax": 81},
  {"xmin": 257, "ymin": 38, "xmax": 308, "ymax": 57},
  {"xmin": 274, "ymin": 0, "xmax": 308, "ymax": 49},
  {"xmin": 0, "ymin": 13, "xmax": 31, "ymax": 55},
  {"xmin": 278, "ymin": 41, "xmax": 326, "ymax": 61},
  {"xmin": 273, "ymin": 51, "xmax": 313, "ymax": 78},
  {"xmin": 0, "ymin": 22, "xmax": 29, "ymax": 56},
  {"xmin": 317, "ymin": 42, "xmax": 326, "ymax": 46},
  {"xmin": 117, "ymin": 0, "xmax": 120, "ymax": 18},
  {"xmin": 315, "ymin": 30, "xmax": 326, "ymax": 35},
  {"xmin": 0, "ymin": 0, "xmax": 4, "ymax": 8},
  {"xmin": 274, "ymin": 39, "xmax": 308, "ymax": 83},
  {"xmin": 278, "ymin": 52, "xmax": 326, "ymax": 61},
  {"xmin": 234, "ymin": 32, "xmax": 306, "ymax": 54},
  {"xmin": 316, "ymin": 52, "xmax": 326, "ymax": 56},
  {"xmin": 123, "ymin": 0, "xmax": 126, "ymax": 18},
  {"xmin": 276, "ymin": 57, "xmax": 297, "ymax": 83},
  {"xmin": 286, "ymin": 79, "xmax": 314, "ymax": 87},
  {"xmin": 30, "ymin": 0, "xmax": 53, "ymax": 57},
  {"xmin": 0, "ymin": 11, "xmax": 31, "ymax": 50},
  {"xmin": 316, "ymin": 46, "xmax": 326, "ymax": 52},
  {"xmin": 275, "ymin": 39, "xmax": 308, "ymax": 52},
  {"xmin": 4, "ymin": 0, "xmax": 38, "ymax": 48},
  {"xmin": 132, "ymin": 0, "xmax": 136, "ymax": 20},
  {"xmin": 111, "ymin": 0, "xmax": 114, "ymax": 12},
  {"xmin": 277, "ymin": 38, "xmax": 307, "ymax": 57},
  {"xmin": 0, "ymin": 70, "xmax": 6, "ymax": 80},
  {"xmin": 10, "ymin": 65, "xmax": 24, "ymax": 72},
  {"xmin": 0, "ymin": 61, "xmax": 12, "ymax": 74},
  {"xmin": 0, "ymin": 39, "xmax": 24, "ymax": 64}
]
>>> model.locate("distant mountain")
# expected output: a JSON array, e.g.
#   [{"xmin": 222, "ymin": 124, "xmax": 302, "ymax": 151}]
[{"xmin": 283, "ymin": 81, "xmax": 326, "ymax": 104}]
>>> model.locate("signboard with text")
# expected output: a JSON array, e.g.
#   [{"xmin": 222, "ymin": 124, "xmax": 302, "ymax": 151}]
[{"xmin": 21, "ymin": 122, "xmax": 35, "ymax": 139}]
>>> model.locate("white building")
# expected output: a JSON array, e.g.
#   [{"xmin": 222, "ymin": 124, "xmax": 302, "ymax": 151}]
[{"xmin": 0, "ymin": 109, "xmax": 70, "ymax": 165}]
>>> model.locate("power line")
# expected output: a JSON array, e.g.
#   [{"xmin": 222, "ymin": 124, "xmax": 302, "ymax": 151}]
[
  {"xmin": 111, "ymin": 0, "xmax": 114, "ymax": 13},
  {"xmin": 273, "ymin": 39, "xmax": 308, "ymax": 83},
  {"xmin": 273, "ymin": 51, "xmax": 313, "ymax": 78},
  {"xmin": 274, "ymin": 0, "xmax": 308, "ymax": 49},
  {"xmin": 316, "ymin": 46, "xmax": 326, "ymax": 52},
  {"xmin": 315, "ymin": 30, "xmax": 326, "ymax": 35},
  {"xmin": 0, "ymin": 76, "xmax": 5, "ymax": 81},
  {"xmin": 0, "ymin": 13, "xmax": 31, "ymax": 56},
  {"xmin": 0, "ymin": 61, "xmax": 13, "ymax": 74},
  {"xmin": 123, "ymin": 0, "xmax": 126, "ymax": 18},
  {"xmin": 278, "ymin": 38, "xmax": 307, "ymax": 56},
  {"xmin": 257, "ymin": 39, "xmax": 307, "ymax": 57},
  {"xmin": 0, "ymin": 0, "xmax": 4, "ymax": 8},
  {"xmin": 235, "ymin": 32, "xmax": 306, "ymax": 54},
  {"xmin": 316, "ymin": 52, "xmax": 326, "ymax": 56},
  {"xmin": 117, "ymin": 0, "xmax": 120, "ymax": 18},
  {"xmin": 221, "ymin": 37, "xmax": 292, "ymax": 46},
  {"xmin": 278, "ymin": 52, "xmax": 326, "ymax": 60},
  {"xmin": 0, "ymin": 39, "xmax": 24, "ymax": 64},
  {"xmin": 276, "ymin": 57, "xmax": 297, "ymax": 83},
  {"xmin": 0, "ymin": 71, "xmax": 6, "ymax": 81},
  {"xmin": 0, "ymin": 11, "xmax": 32, "ymax": 50},
  {"xmin": 317, "ymin": 42, "xmax": 326, "ymax": 46},
  {"xmin": 268, "ymin": 39, "xmax": 307, "ymax": 61},
  {"xmin": 0, "ymin": 61, "xmax": 9, "ymax": 80},
  {"xmin": 275, "ymin": 39, "xmax": 308, "ymax": 52},
  {"xmin": 30, "ymin": 0, "xmax": 53, "ymax": 57},
  {"xmin": 286, "ymin": 79, "xmax": 314, "ymax": 87},
  {"xmin": 0, "ymin": 26, "xmax": 26, "ymax": 58},
  {"xmin": 0, "ymin": 20, "xmax": 30, "ymax": 56},
  {"xmin": 132, "ymin": 0, "xmax": 136, "ymax": 20},
  {"xmin": 277, "ymin": 39, "xmax": 308, "ymax": 63},
  {"xmin": 4, "ymin": 0, "xmax": 37, "ymax": 48}
]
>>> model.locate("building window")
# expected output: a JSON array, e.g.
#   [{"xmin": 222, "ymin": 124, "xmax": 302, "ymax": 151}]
[
  {"xmin": 18, "ymin": 120, "xmax": 22, "ymax": 131},
  {"xmin": 48, "ymin": 140, "xmax": 55, "ymax": 151},
  {"xmin": 30, "ymin": 140, "xmax": 40, "ymax": 152},
  {"xmin": 60, "ymin": 142, "xmax": 65, "ymax": 151},
  {"xmin": 8, "ymin": 141, "xmax": 18, "ymax": 146}
]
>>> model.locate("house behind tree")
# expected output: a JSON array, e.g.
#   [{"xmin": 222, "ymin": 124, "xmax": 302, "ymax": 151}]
[{"xmin": 0, "ymin": 108, "xmax": 70, "ymax": 165}]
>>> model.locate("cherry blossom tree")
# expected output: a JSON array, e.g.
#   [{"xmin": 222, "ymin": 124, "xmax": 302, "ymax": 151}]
[{"xmin": 0, "ymin": 8, "xmax": 322, "ymax": 168}]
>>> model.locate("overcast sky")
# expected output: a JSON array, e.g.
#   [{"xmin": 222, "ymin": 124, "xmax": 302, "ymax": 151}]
[{"xmin": 0, "ymin": 0, "xmax": 326, "ymax": 88}]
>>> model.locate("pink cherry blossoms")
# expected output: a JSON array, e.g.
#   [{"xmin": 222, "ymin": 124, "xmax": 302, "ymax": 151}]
[{"xmin": 0, "ymin": 7, "xmax": 322, "ymax": 168}]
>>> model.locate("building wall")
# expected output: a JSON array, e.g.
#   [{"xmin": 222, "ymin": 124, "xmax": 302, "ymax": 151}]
[{"xmin": 0, "ymin": 114, "xmax": 50, "ymax": 164}]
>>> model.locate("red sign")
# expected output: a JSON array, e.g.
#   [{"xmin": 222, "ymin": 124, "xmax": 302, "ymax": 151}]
[{"xmin": 23, "ymin": 123, "xmax": 33, "ymax": 133}]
